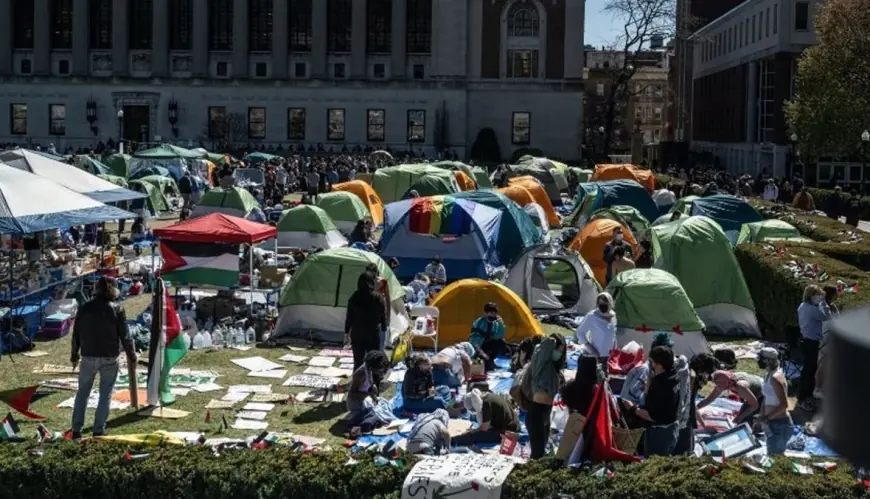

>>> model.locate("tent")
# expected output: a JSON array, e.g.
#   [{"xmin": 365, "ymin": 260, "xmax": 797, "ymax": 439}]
[
  {"xmin": 685, "ymin": 195, "xmax": 763, "ymax": 244},
  {"xmin": 379, "ymin": 196, "xmax": 503, "ymax": 280},
  {"xmin": 428, "ymin": 279, "xmax": 543, "ymax": 347},
  {"xmin": 243, "ymin": 152, "xmax": 280, "ymax": 165},
  {"xmin": 137, "ymin": 175, "xmax": 180, "ymax": 198},
  {"xmin": 0, "ymin": 148, "xmax": 143, "ymax": 203},
  {"xmin": 523, "ymin": 203, "xmax": 550, "ymax": 240},
  {"xmin": 105, "ymin": 153, "xmax": 132, "ymax": 178},
  {"xmin": 315, "ymin": 191, "xmax": 371, "ymax": 234},
  {"xmin": 606, "ymin": 268, "xmax": 709, "ymax": 358},
  {"xmin": 402, "ymin": 174, "xmax": 460, "ymax": 199},
  {"xmin": 450, "ymin": 190, "xmax": 541, "ymax": 265},
  {"xmin": 652, "ymin": 189, "xmax": 676, "ymax": 215},
  {"xmin": 191, "ymin": 186, "xmax": 263, "ymax": 220},
  {"xmin": 129, "ymin": 165, "xmax": 171, "ymax": 181},
  {"xmin": 569, "ymin": 218, "xmax": 639, "ymax": 286},
  {"xmin": 272, "ymin": 205, "xmax": 347, "ymax": 250},
  {"xmin": 651, "ymin": 216, "xmax": 760, "ymax": 337},
  {"xmin": 372, "ymin": 164, "xmax": 460, "ymax": 203},
  {"xmin": 131, "ymin": 145, "xmax": 201, "ymax": 181},
  {"xmin": 97, "ymin": 174, "xmax": 128, "ymax": 188},
  {"xmin": 453, "ymin": 171, "xmax": 476, "ymax": 191},
  {"xmin": 504, "ymin": 164, "xmax": 564, "ymax": 205},
  {"xmin": 332, "ymin": 180, "xmax": 384, "ymax": 226},
  {"xmin": 591, "ymin": 164, "xmax": 656, "ymax": 192},
  {"xmin": 669, "ymin": 195, "xmax": 699, "ymax": 215},
  {"xmin": 504, "ymin": 245, "xmax": 600, "ymax": 315},
  {"xmin": 504, "ymin": 177, "xmax": 560, "ymax": 227},
  {"xmin": 273, "ymin": 248, "xmax": 408, "ymax": 343},
  {"xmin": 0, "ymin": 163, "xmax": 134, "ymax": 234},
  {"xmin": 129, "ymin": 179, "xmax": 170, "ymax": 214},
  {"xmin": 590, "ymin": 205, "xmax": 650, "ymax": 240},
  {"xmin": 736, "ymin": 219, "xmax": 810, "ymax": 244},
  {"xmin": 73, "ymin": 155, "xmax": 113, "ymax": 176},
  {"xmin": 568, "ymin": 167, "xmax": 593, "ymax": 183},
  {"xmin": 566, "ymin": 180, "xmax": 659, "ymax": 229},
  {"xmin": 470, "ymin": 167, "xmax": 494, "ymax": 189},
  {"xmin": 515, "ymin": 157, "xmax": 570, "ymax": 190},
  {"xmin": 433, "ymin": 161, "xmax": 492, "ymax": 189},
  {"xmin": 134, "ymin": 144, "xmax": 203, "ymax": 160}
]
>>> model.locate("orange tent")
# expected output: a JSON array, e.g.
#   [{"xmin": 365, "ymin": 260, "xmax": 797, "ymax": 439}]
[
  {"xmin": 569, "ymin": 218, "xmax": 639, "ymax": 286},
  {"xmin": 498, "ymin": 185, "xmax": 536, "ymax": 207},
  {"xmin": 507, "ymin": 176, "xmax": 560, "ymax": 227},
  {"xmin": 591, "ymin": 164, "xmax": 656, "ymax": 192},
  {"xmin": 454, "ymin": 171, "xmax": 476, "ymax": 191},
  {"xmin": 331, "ymin": 180, "xmax": 384, "ymax": 226}
]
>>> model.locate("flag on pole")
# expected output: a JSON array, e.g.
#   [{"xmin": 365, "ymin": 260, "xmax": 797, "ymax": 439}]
[
  {"xmin": 146, "ymin": 278, "xmax": 187, "ymax": 407},
  {"xmin": 0, "ymin": 385, "xmax": 45, "ymax": 420},
  {"xmin": 1, "ymin": 413, "xmax": 20, "ymax": 441}
]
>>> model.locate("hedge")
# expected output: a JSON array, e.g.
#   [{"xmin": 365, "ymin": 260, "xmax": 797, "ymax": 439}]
[
  {"xmin": 0, "ymin": 443, "xmax": 865, "ymax": 499},
  {"xmin": 806, "ymin": 187, "xmax": 870, "ymax": 221}
]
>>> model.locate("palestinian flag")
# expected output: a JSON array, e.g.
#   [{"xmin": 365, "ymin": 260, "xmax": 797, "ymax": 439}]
[
  {"xmin": 159, "ymin": 240, "xmax": 240, "ymax": 288},
  {"xmin": 1, "ymin": 413, "xmax": 19, "ymax": 441},
  {"xmin": 146, "ymin": 279, "xmax": 187, "ymax": 406},
  {"xmin": 575, "ymin": 383, "xmax": 639, "ymax": 463}
]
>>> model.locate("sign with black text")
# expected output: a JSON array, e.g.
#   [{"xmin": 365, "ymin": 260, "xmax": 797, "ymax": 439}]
[{"xmin": 401, "ymin": 453, "xmax": 516, "ymax": 499}]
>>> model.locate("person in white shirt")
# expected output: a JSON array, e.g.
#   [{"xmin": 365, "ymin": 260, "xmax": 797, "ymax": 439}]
[
  {"xmin": 424, "ymin": 256, "xmax": 447, "ymax": 285},
  {"xmin": 762, "ymin": 179, "xmax": 778, "ymax": 201},
  {"xmin": 575, "ymin": 292, "xmax": 617, "ymax": 362},
  {"xmin": 431, "ymin": 342, "xmax": 474, "ymax": 388}
]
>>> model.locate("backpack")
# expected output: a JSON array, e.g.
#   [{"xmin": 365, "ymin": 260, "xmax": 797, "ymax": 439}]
[{"xmin": 510, "ymin": 364, "xmax": 534, "ymax": 411}]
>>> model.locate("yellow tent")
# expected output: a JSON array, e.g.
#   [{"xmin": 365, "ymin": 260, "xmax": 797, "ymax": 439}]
[
  {"xmin": 423, "ymin": 279, "xmax": 543, "ymax": 347},
  {"xmin": 454, "ymin": 170, "xmax": 476, "ymax": 191},
  {"xmin": 332, "ymin": 180, "xmax": 384, "ymax": 226}
]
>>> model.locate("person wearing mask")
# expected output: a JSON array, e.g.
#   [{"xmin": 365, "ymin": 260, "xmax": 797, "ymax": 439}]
[
  {"xmin": 560, "ymin": 355, "xmax": 601, "ymax": 415},
  {"xmin": 697, "ymin": 370, "xmax": 763, "ymax": 425},
  {"xmin": 756, "ymin": 347, "xmax": 792, "ymax": 455},
  {"xmin": 797, "ymin": 284, "xmax": 831, "ymax": 412},
  {"xmin": 762, "ymin": 179, "xmax": 778, "ymax": 201},
  {"xmin": 816, "ymin": 285, "xmax": 839, "ymax": 399},
  {"xmin": 406, "ymin": 409, "xmax": 451, "ymax": 455},
  {"xmin": 845, "ymin": 190, "xmax": 862, "ymax": 227},
  {"xmin": 622, "ymin": 345, "xmax": 681, "ymax": 456},
  {"xmin": 470, "ymin": 302, "xmax": 507, "ymax": 371},
  {"xmin": 620, "ymin": 333, "xmax": 676, "ymax": 405},
  {"xmin": 70, "ymin": 277, "xmax": 136, "ymax": 439},
  {"xmin": 574, "ymin": 292, "xmax": 617, "ymax": 365},
  {"xmin": 521, "ymin": 333, "xmax": 567, "ymax": 459},
  {"xmin": 610, "ymin": 246, "xmax": 635, "ymax": 278},
  {"xmin": 603, "ymin": 228, "xmax": 631, "ymax": 285},
  {"xmin": 424, "ymin": 256, "xmax": 447, "ymax": 286},
  {"xmin": 344, "ymin": 272, "xmax": 388, "ymax": 371},
  {"xmin": 346, "ymin": 350, "xmax": 391, "ymax": 437},
  {"xmin": 431, "ymin": 342, "xmax": 475, "ymax": 388},
  {"xmin": 402, "ymin": 353, "xmax": 446, "ymax": 414},
  {"xmin": 453, "ymin": 389, "xmax": 519, "ymax": 446}
]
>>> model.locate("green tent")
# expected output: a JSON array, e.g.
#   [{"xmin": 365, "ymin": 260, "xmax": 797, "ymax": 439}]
[
  {"xmin": 590, "ymin": 205, "xmax": 650, "ymax": 239},
  {"xmin": 606, "ymin": 268, "xmax": 708, "ymax": 357},
  {"xmin": 568, "ymin": 167, "xmax": 593, "ymax": 183},
  {"xmin": 134, "ymin": 144, "xmax": 203, "ymax": 160},
  {"xmin": 273, "ymin": 248, "xmax": 405, "ymax": 342},
  {"xmin": 137, "ymin": 175, "xmax": 180, "ymax": 198},
  {"xmin": 275, "ymin": 205, "xmax": 347, "ymax": 249},
  {"xmin": 192, "ymin": 186, "xmax": 262, "ymax": 219},
  {"xmin": 471, "ymin": 167, "xmax": 494, "ymax": 189},
  {"xmin": 404, "ymin": 174, "xmax": 459, "ymax": 199},
  {"xmin": 98, "ymin": 174, "xmax": 128, "ymax": 188},
  {"xmin": 315, "ymin": 191, "xmax": 370, "ymax": 234},
  {"xmin": 431, "ymin": 160, "xmax": 494, "ymax": 189},
  {"xmin": 651, "ymin": 216, "xmax": 759, "ymax": 337},
  {"xmin": 372, "ymin": 164, "xmax": 459, "ymax": 203},
  {"xmin": 105, "ymin": 153, "xmax": 132, "ymax": 178},
  {"xmin": 73, "ymin": 155, "xmax": 112, "ymax": 175},
  {"xmin": 669, "ymin": 195, "xmax": 699, "ymax": 214},
  {"xmin": 129, "ymin": 179, "xmax": 170, "ymax": 213},
  {"xmin": 506, "ymin": 163, "xmax": 565, "ymax": 205},
  {"xmin": 736, "ymin": 219, "xmax": 810, "ymax": 244}
]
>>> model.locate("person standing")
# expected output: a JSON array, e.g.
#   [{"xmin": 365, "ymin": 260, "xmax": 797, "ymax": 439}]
[
  {"xmin": 70, "ymin": 277, "xmax": 136, "ymax": 439},
  {"xmin": 844, "ymin": 190, "xmax": 862, "ymax": 227},
  {"xmin": 306, "ymin": 168, "xmax": 321, "ymax": 202},
  {"xmin": 756, "ymin": 347, "xmax": 793, "ymax": 455},
  {"xmin": 522, "ymin": 333, "xmax": 567, "ymax": 459},
  {"xmin": 344, "ymin": 272, "xmax": 387, "ymax": 371},
  {"xmin": 602, "ymin": 227, "xmax": 631, "ymax": 285},
  {"xmin": 797, "ymin": 285, "xmax": 831, "ymax": 412},
  {"xmin": 622, "ymin": 345, "xmax": 681, "ymax": 457},
  {"xmin": 574, "ymin": 292, "xmax": 617, "ymax": 366}
]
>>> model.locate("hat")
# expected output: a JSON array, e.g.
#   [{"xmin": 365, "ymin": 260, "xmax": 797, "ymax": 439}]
[
  {"xmin": 651, "ymin": 332, "xmax": 674, "ymax": 348},
  {"xmin": 758, "ymin": 347, "xmax": 779, "ymax": 360}
]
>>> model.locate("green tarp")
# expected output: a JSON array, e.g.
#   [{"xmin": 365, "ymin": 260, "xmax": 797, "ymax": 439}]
[
  {"xmin": 736, "ymin": 219, "xmax": 810, "ymax": 244},
  {"xmin": 105, "ymin": 153, "xmax": 132, "ymax": 178},
  {"xmin": 196, "ymin": 186, "xmax": 261, "ymax": 215},
  {"xmin": 606, "ymin": 268, "xmax": 705, "ymax": 331},
  {"xmin": 134, "ymin": 144, "xmax": 203, "ymax": 160},
  {"xmin": 277, "ymin": 205, "xmax": 337, "ymax": 233},
  {"xmin": 315, "ymin": 191, "xmax": 369, "ymax": 223},
  {"xmin": 590, "ymin": 205, "xmax": 650, "ymax": 239}
]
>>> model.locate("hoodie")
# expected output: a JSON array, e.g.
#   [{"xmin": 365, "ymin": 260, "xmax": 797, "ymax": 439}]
[
  {"xmin": 575, "ymin": 292, "xmax": 617, "ymax": 357},
  {"xmin": 344, "ymin": 273, "xmax": 387, "ymax": 345},
  {"xmin": 641, "ymin": 366, "xmax": 680, "ymax": 426}
]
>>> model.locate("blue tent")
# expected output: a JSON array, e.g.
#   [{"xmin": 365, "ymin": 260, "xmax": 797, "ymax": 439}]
[
  {"xmin": 379, "ymin": 196, "xmax": 503, "ymax": 281},
  {"xmin": 567, "ymin": 180, "xmax": 659, "ymax": 227},
  {"xmin": 689, "ymin": 195, "xmax": 763, "ymax": 244},
  {"xmin": 243, "ymin": 152, "xmax": 280, "ymax": 165}
]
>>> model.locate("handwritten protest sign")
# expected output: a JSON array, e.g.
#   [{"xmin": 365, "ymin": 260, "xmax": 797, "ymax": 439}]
[
  {"xmin": 282, "ymin": 375, "xmax": 340, "ymax": 389},
  {"xmin": 401, "ymin": 453, "xmax": 516, "ymax": 499}
]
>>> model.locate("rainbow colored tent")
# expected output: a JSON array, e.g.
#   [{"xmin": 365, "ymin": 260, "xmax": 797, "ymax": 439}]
[{"xmin": 379, "ymin": 196, "xmax": 503, "ymax": 280}]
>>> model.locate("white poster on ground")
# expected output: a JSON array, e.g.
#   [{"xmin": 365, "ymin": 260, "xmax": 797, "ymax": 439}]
[{"xmin": 401, "ymin": 453, "xmax": 516, "ymax": 499}]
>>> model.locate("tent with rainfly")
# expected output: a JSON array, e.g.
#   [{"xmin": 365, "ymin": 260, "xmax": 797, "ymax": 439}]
[
  {"xmin": 651, "ymin": 216, "xmax": 760, "ymax": 337},
  {"xmin": 402, "ymin": 174, "xmax": 460, "ymax": 199},
  {"xmin": 569, "ymin": 218, "xmax": 640, "ymax": 286},
  {"xmin": 505, "ymin": 164, "xmax": 565, "ymax": 206},
  {"xmin": 191, "ymin": 186, "xmax": 264, "ymax": 220},
  {"xmin": 272, "ymin": 205, "xmax": 347, "ymax": 250},
  {"xmin": 606, "ymin": 268, "xmax": 709, "ymax": 358},
  {"xmin": 566, "ymin": 180, "xmax": 659, "ymax": 228},
  {"xmin": 505, "ymin": 177, "xmax": 561, "ymax": 227},
  {"xmin": 105, "ymin": 153, "xmax": 132, "ymax": 178},
  {"xmin": 331, "ymin": 180, "xmax": 384, "ymax": 226},
  {"xmin": 590, "ymin": 205, "xmax": 650, "ymax": 240},
  {"xmin": 736, "ymin": 219, "xmax": 810, "ymax": 244},
  {"xmin": 129, "ymin": 179, "xmax": 170, "ymax": 214},
  {"xmin": 372, "ymin": 164, "xmax": 460, "ymax": 204},
  {"xmin": 591, "ymin": 164, "xmax": 656, "ymax": 192},
  {"xmin": 685, "ymin": 195, "xmax": 764, "ymax": 245},
  {"xmin": 273, "ymin": 248, "xmax": 409, "ymax": 343},
  {"xmin": 315, "ymin": 191, "xmax": 371, "ymax": 234}
]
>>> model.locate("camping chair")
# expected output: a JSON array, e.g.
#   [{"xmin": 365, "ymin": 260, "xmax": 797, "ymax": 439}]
[{"xmin": 408, "ymin": 306, "xmax": 439, "ymax": 354}]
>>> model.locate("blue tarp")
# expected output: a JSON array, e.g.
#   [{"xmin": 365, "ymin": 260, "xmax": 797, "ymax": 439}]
[{"xmin": 690, "ymin": 195, "xmax": 764, "ymax": 244}]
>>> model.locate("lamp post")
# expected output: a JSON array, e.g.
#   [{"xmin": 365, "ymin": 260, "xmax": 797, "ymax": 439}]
[
  {"xmin": 598, "ymin": 125, "xmax": 605, "ymax": 158},
  {"xmin": 861, "ymin": 130, "xmax": 870, "ymax": 194},
  {"xmin": 789, "ymin": 133, "xmax": 798, "ymax": 179},
  {"xmin": 117, "ymin": 109, "xmax": 125, "ymax": 154}
]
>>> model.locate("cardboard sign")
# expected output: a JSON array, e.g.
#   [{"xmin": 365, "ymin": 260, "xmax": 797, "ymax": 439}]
[
  {"xmin": 401, "ymin": 453, "xmax": 516, "ymax": 499},
  {"xmin": 556, "ymin": 412, "xmax": 587, "ymax": 460},
  {"xmin": 283, "ymin": 375, "xmax": 340, "ymax": 389}
]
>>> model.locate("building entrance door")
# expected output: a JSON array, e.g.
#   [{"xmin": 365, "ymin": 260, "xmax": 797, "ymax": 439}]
[{"xmin": 122, "ymin": 105, "xmax": 150, "ymax": 147}]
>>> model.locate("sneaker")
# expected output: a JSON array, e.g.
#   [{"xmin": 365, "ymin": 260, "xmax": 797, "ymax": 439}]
[
  {"xmin": 70, "ymin": 431, "xmax": 82, "ymax": 441},
  {"xmin": 92, "ymin": 430, "xmax": 107, "ymax": 438}
]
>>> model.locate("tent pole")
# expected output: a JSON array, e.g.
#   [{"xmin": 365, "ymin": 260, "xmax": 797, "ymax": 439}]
[{"xmin": 249, "ymin": 249, "xmax": 254, "ymax": 317}]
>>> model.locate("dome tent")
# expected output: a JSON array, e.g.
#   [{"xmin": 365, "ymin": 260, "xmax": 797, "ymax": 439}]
[
  {"xmin": 332, "ymin": 180, "xmax": 384, "ymax": 226},
  {"xmin": 606, "ymin": 268, "xmax": 709, "ymax": 358},
  {"xmin": 505, "ymin": 177, "xmax": 560, "ymax": 227},
  {"xmin": 504, "ymin": 164, "xmax": 564, "ymax": 206},
  {"xmin": 271, "ymin": 205, "xmax": 347, "ymax": 250},
  {"xmin": 523, "ymin": 203, "xmax": 550, "ymax": 240},
  {"xmin": 315, "ymin": 191, "xmax": 370, "ymax": 234},
  {"xmin": 402, "ymin": 174, "xmax": 460, "ymax": 199},
  {"xmin": 736, "ymin": 219, "xmax": 810, "ymax": 244},
  {"xmin": 566, "ymin": 180, "xmax": 659, "ymax": 228},
  {"xmin": 504, "ymin": 245, "xmax": 601, "ymax": 316},
  {"xmin": 591, "ymin": 164, "xmax": 656, "ymax": 192},
  {"xmin": 129, "ymin": 179, "xmax": 170, "ymax": 214},
  {"xmin": 192, "ymin": 186, "xmax": 264, "ymax": 220},
  {"xmin": 651, "ymin": 216, "xmax": 760, "ymax": 337},
  {"xmin": 273, "ymin": 248, "xmax": 408, "ymax": 344},
  {"xmin": 569, "ymin": 218, "xmax": 640, "ymax": 287},
  {"xmin": 372, "ymin": 164, "xmax": 460, "ymax": 203},
  {"xmin": 590, "ymin": 205, "xmax": 650, "ymax": 240},
  {"xmin": 685, "ymin": 195, "xmax": 763, "ymax": 244},
  {"xmin": 669, "ymin": 195, "xmax": 699, "ymax": 215}
]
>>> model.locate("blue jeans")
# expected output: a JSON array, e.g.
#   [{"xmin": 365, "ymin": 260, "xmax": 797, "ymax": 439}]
[
  {"xmin": 644, "ymin": 422, "xmax": 679, "ymax": 457},
  {"xmin": 764, "ymin": 417, "xmax": 793, "ymax": 455},
  {"xmin": 432, "ymin": 365, "xmax": 461, "ymax": 388},
  {"xmin": 71, "ymin": 357, "xmax": 119, "ymax": 435}
]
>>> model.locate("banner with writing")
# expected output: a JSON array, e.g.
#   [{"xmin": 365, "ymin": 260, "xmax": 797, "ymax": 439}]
[{"xmin": 401, "ymin": 454, "xmax": 516, "ymax": 499}]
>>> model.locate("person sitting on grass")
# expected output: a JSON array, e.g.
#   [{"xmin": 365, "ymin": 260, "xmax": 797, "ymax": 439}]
[
  {"xmin": 470, "ymin": 302, "xmax": 507, "ymax": 371},
  {"xmin": 346, "ymin": 350, "xmax": 391, "ymax": 437},
  {"xmin": 402, "ymin": 353, "xmax": 447, "ymax": 414},
  {"xmin": 452, "ymin": 389, "xmax": 519, "ymax": 447},
  {"xmin": 406, "ymin": 409, "xmax": 451, "ymax": 455}
]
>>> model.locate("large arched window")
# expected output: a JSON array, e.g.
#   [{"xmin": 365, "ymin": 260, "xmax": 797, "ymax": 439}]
[
  {"xmin": 503, "ymin": 0, "xmax": 544, "ymax": 79},
  {"xmin": 507, "ymin": 2, "xmax": 539, "ymax": 37}
]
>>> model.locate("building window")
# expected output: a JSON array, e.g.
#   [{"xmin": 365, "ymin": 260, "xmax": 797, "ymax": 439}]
[
  {"xmin": 287, "ymin": 108, "xmax": 306, "ymax": 140},
  {"xmin": 20, "ymin": 59, "xmax": 32, "ymax": 74},
  {"xmin": 10, "ymin": 104, "xmax": 27, "ymax": 135},
  {"xmin": 51, "ymin": 0, "xmax": 73, "ymax": 49},
  {"xmin": 129, "ymin": 0, "xmax": 154, "ymax": 50},
  {"xmin": 367, "ymin": 0, "xmax": 392, "ymax": 54},
  {"xmin": 58, "ymin": 59, "xmax": 70, "ymax": 74},
  {"xmin": 745, "ymin": 19, "xmax": 750, "ymax": 45},
  {"xmin": 327, "ymin": 109, "xmax": 345, "ymax": 141},
  {"xmin": 412, "ymin": 64, "xmax": 425, "ymax": 79},
  {"xmin": 248, "ymin": 107, "xmax": 266, "ymax": 139},
  {"xmin": 757, "ymin": 58, "xmax": 775, "ymax": 143},
  {"xmin": 289, "ymin": 0, "xmax": 313, "ymax": 52},
  {"xmin": 49, "ymin": 104, "xmax": 66, "ymax": 135},
  {"xmin": 596, "ymin": 83, "xmax": 605, "ymax": 96},
  {"xmin": 773, "ymin": 4, "xmax": 778, "ymax": 34},
  {"xmin": 765, "ymin": 7, "xmax": 770, "ymax": 37},
  {"xmin": 89, "ymin": 0, "xmax": 112, "ymax": 49},
  {"xmin": 751, "ymin": 15, "xmax": 756, "ymax": 43},
  {"xmin": 507, "ymin": 49, "xmax": 539, "ymax": 78},
  {"xmin": 407, "ymin": 0, "xmax": 432, "ymax": 54},
  {"xmin": 13, "ymin": 0, "xmax": 35, "ymax": 49},
  {"xmin": 294, "ymin": 62, "xmax": 307, "ymax": 77},
  {"xmin": 373, "ymin": 63, "xmax": 386, "ymax": 78},
  {"xmin": 327, "ymin": 0, "xmax": 352, "ymax": 53},
  {"xmin": 334, "ymin": 62, "xmax": 346, "ymax": 78},
  {"xmin": 407, "ymin": 110, "xmax": 425, "ymax": 142},
  {"xmin": 255, "ymin": 62, "xmax": 268, "ymax": 77},
  {"xmin": 216, "ymin": 61, "xmax": 229, "ymax": 76},
  {"xmin": 367, "ymin": 109, "xmax": 386, "ymax": 142},
  {"xmin": 758, "ymin": 10, "xmax": 763, "ymax": 40},
  {"xmin": 169, "ymin": 0, "xmax": 193, "ymax": 50},
  {"xmin": 795, "ymin": 2, "xmax": 809, "ymax": 31},
  {"xmin": 209, "ymin": 0, "xmax": 234, "ymax": 50},
  {"xmin": 208, "ymin": 107, "xmax": 227, "ymax": 139},
  {"xmin": 738, "ymin": 21, "xmax": 743, "ymax": 48},
  {"xmin": 249, "ymin": 0, "xmax": 273, "ymax": 52},
  {"xmin": 511, "ymin": 112, "xmax": 530, "ymax": 145},
  {"xmin": 508, "ymin": 3, "xmax": 539, "ymax": 37},
  {"xmin": 654, "ymin": 107, "xmax": 662, "ymax": 120}
]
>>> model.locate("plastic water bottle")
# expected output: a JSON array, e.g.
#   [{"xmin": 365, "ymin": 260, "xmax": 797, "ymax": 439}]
[
  {"xmin": 245, "ymin": 326, "xmax": 256, "ymax": 344},
  {"xmin": 202, "ymin": 330, "xmax": 213, "ymax": 348},
  {"xmin": 226, "ymin": 327, "xmax": 236, "ymax": 347},
  {"xmin": 212, "ymin": 328, "xmax": 224, "ymax": 347},
  {"xmin": 192, "ymin": 331, "xmax": 205, "ymax": 350},
  {"xmin": 235, "ymin": 327, "xmax": 245, "ymax": 345}
]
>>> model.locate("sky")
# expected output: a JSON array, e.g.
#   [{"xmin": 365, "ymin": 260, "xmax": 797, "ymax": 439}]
[{"xmin": 585, "ymin": 0, "xmax": 625, "ymax": 49}]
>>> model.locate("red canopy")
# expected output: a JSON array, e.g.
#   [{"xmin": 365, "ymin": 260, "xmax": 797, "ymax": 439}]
[{"xmin": 153, "ymin": 213, "xmax": 276, "ymax": 244}]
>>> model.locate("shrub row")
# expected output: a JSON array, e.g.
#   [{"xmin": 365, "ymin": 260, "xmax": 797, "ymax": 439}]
[
  {"xmin": 0, "ymin": 443, "xmax": 865, "ymax": 499},
  {"xmin": 806, "ymin": 187, "xmax": 870, "ymax": 221}
]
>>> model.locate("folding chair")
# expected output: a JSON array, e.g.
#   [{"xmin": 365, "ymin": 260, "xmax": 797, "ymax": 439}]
[{"xmin": 408, "ymin": 305, "xmax": 439, "ymax": 354}]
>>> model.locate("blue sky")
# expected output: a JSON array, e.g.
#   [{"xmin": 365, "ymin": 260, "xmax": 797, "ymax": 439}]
[{"xmin": 585, "ymin": 0, "xmax": 623, "ymax": 49}]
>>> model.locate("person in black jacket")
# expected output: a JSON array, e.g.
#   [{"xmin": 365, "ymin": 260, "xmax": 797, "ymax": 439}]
[
  {"xmin": 345, "ymin": 272, "xmax": 387, "ymax": 371},
  {"xmin": 560, "ymin": 355, "xmax": 601, "ymax": 416},
  {"xmin": 70, "ymin": 277, "xmax": 136, "ymax": 439},
  {"xmin": 622, "ymin": 345, "xmax": 680, "ymax": 456}
]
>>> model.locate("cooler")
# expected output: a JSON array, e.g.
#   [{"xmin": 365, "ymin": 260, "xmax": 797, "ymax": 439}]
[{"xmin": 40, "ymin": 313, "xmax": 73, "ymax": 339}]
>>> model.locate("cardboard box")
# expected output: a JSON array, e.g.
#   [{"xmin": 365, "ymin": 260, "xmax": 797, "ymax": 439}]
[
  {"xmin": 260, "ymin": 266, "xmax": 287, "ymax": 288},
  {"xmin": 555, "ymin": 412, "xmax": 587, "ymax": 460}
]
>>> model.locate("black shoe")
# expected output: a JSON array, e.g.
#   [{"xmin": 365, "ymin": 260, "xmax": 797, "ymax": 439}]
[
  {"xmin": 92, "ymin": 431, "xmax": 107, "ymax": 438},
  {"xmin": 70, "ymin": 431, "xmax": 82, "ymax": 441}
]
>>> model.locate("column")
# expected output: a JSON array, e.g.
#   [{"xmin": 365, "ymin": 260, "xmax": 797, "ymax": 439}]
[
  {"xmin": 0, "ymin": 1, "xmax": 12, "ymax": 75},
  {"xmin": 311, "ymin": 0, "xmax": 328, "ymax": 78},
  {"xmin": 72, "ymin": 0, "xmax": 89, "ymax": 76},
  {"xmin": 563, "ymin": 0, "xmax": 584, "ymax": 79},
  {"xmin": 192, "ymin": 0, "xmax": 209, "ymax": 77},
  {"xmin": 152, "ymin": 0, "xmax": 169, "ymax": 76},
  {"xmin": 272, "ymin": 0, "xmax": 289, "ymax": 78},
  {"xmin": 231, "ymin": 0, "xmax": 249, "ymax": 78},
  {"xmin": 33, "ymin": 0, "xmax": 51, "ymax": 75},
  {"xmin": 390, "ymin": 0, "xmax": 406, "ymax": 78},
  {"xmin": 351, "ymin": 0, "xmax": 367, "ymax": 78},
  {"xmin": 112, "ymin": 0, "xmax": 129, "ymax": 74}
]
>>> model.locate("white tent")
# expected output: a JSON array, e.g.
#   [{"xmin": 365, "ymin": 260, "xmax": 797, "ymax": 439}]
[
  {"xmin": 0, "ymin": 148, "xmax": 144, "ymax": 203},
  {"xmin": 503, "ymin": 245, "xmax": 600, "ymax": 315},
  {"xmin": 0, "ymin": 163, "xmax": 134, "ymax": 233},
  {"xmin": 523, "ymin": 203, "xmax": 550, "ymax": 241}
]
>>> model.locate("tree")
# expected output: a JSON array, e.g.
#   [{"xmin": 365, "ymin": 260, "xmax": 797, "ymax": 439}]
[{"xmin": 785, "ymin": 0, "xmax": 870, "ymax": 158}]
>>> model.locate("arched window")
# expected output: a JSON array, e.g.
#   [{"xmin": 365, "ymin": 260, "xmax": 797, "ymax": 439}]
[
  {"xmin": 504, "ymin": 0, "xmax": 543, "ymax": 79},
  {"xmin": 507, "ymin": 2, "xmax": 539, "ymax": 37}
]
